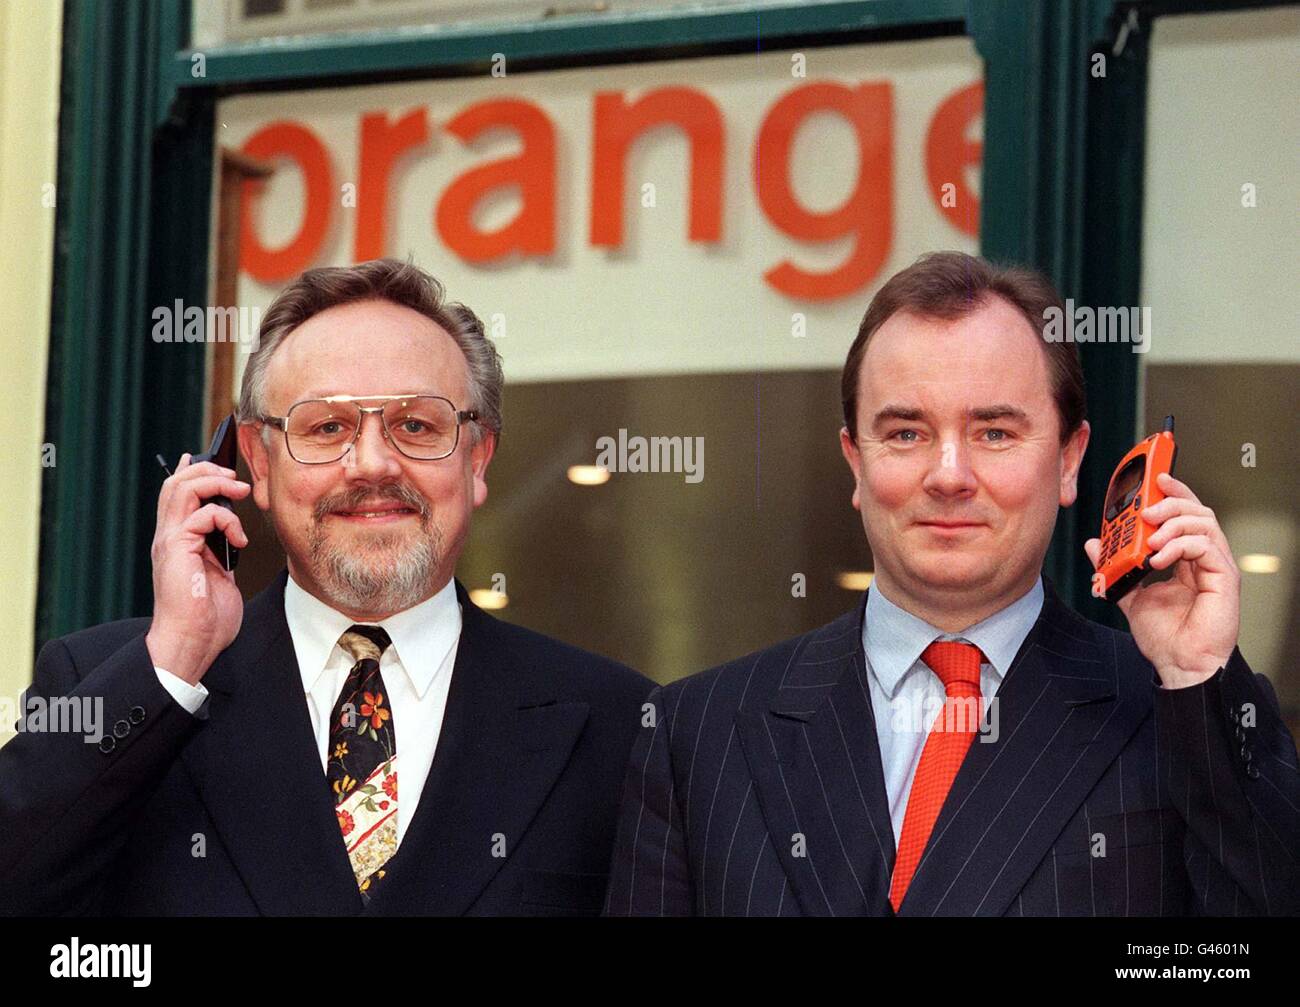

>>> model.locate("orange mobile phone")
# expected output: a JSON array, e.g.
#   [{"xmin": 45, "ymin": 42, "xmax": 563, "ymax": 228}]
[{"xmin": 1096, "ymin": 415, "xmax": 1177, "ymax": 602}]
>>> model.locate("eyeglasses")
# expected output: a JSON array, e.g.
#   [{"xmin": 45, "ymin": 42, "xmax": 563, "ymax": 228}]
[{"xmin": 259, "ymin": 394, "xmax": 479, "ymax": 464}]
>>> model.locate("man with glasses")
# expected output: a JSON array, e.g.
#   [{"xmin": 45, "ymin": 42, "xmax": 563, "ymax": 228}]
[{"xmin": 1, "ymin": 258, "xmax": 651, "ymax": 916}]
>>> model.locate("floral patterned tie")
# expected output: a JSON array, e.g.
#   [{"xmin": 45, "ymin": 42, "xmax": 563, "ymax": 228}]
[{"xmin": 327, "ymin": 625, "xmax": 398, "ymax": 898}]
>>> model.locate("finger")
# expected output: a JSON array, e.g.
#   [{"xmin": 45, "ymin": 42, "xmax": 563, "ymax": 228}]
[
  {"xmin": 157, "ymin": 452, "xmax": 194, "ymax": 521},
  {"xmin": 158, "ymin": 456, "xmax": 235, "ymax": 517},
  {"xmin": 179, "ymin": 503, "xmax": 249, "ymax": 549},
  {"xmin": 176, "ymin": 475, "xmax": 250, "ymax": 502},
  {"xmin": 1141, "ymin": 493, "xmax": 1212, "ymax": 526},
  {"xmin": 1083, "ymin": 538, "xmax": 1102, "ymax": 569},
  {"xmin": 1146, "ymin": 514, "xmax": 1217, "ymax": 551},
  {"xmin": 1147, "ymin": 534, "xmax": 1237, "ymax": 590},
  {"xmin": 171, "ymin": 460, "xmax": 237, "ymax": 484},
  {"xmin": 161, "ymin": 475, "xmax": 249, "ymax": 530},
  {"xmin": 1143, "ymin": 503, "xmax": 1235, "ymax": 573},
  {"xmin": 1153, "ymin": 471, "xmax": 1202, "ymax": 506}
]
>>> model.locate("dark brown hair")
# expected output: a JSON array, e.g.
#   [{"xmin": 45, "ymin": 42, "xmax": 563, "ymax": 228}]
[{"xmin": 841, "ymin": 251, "xmax": 1086, "ymax": 445}]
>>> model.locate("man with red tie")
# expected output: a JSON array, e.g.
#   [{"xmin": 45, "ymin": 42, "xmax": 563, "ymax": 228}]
[{"xmin": 604, "ymin": 251, "xmax": 1299, "ymax": 916}]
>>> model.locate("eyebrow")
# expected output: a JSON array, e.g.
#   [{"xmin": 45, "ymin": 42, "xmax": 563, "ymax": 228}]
[{"xmin": 869, "ymin": 404, "xmax": 1032, "ymax": 429}]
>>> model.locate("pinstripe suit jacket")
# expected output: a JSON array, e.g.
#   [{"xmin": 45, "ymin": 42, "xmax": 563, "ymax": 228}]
[{"xmin": 605, "ymin": 577, "xmax": 1299, "ymax": 916}]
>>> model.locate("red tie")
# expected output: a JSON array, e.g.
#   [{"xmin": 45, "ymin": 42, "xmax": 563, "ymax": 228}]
[{"xmin": 889, "ymin": 640, "xmax": 985, "ymax": 912}]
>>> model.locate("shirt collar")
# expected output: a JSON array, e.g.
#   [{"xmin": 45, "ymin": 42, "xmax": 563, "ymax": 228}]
[
  {"xmin": 283, "ymin": 572, "xmax": 461, "ymax": 700},
  {"xmin": 863, "ymin": 575, "xmax": 1044, "ymax": 699}
]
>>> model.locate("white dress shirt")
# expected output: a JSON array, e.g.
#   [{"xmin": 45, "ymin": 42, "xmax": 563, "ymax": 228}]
[{"xmin": 155, "ymin": 573, "xmax": 461, "ymax": 846}]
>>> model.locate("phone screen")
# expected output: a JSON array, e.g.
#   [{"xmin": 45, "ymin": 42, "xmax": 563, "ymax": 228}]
[{"xmin": 1104, "ymin": 455, "xmax": 1145, "ymax": 522}]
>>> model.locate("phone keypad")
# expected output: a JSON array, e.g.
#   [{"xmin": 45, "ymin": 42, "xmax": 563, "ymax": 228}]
[{"xmin": 1101, "ymin": 508, "xmax": 1142, "ymax": 567}]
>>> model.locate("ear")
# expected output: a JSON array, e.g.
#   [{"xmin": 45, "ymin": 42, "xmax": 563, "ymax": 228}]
[
  {"xmin": 1058, "ymin": 420, "xmax": 1091, "ymax": 508},
  {"xmin": 469, "ymin": 430, "xmax": 496, "ymax": 509},
  {"xmin": 839, "ymin": 426, "xmax": 864, "ymax": 512},
  {"xmin": 236, "ymin": 421, "xmax": 273, "ymax": 511}
]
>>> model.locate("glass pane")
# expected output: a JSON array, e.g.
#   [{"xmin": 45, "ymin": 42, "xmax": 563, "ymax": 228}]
[
  {"xmin": 287, "ymin": 400, "xmax": 358, "ymax": 454},
  {"xmin": 386, "ymin": 397, "xmax": 455, "ymax": 453},
  {"xmin": 1142, "ymin": 6, "xmax": 1299, "ymax": 714}
]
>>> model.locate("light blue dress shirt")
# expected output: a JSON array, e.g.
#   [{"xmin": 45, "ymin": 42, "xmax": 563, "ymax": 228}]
[{"xmin": 862, "ymin": 575, "xmax": 1044, "ymax": 848}]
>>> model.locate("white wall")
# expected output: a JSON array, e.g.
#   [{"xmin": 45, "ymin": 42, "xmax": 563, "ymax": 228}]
[{"xmin": 1142, "ymin": 6, "xmax": 1299, "ymax": 364}]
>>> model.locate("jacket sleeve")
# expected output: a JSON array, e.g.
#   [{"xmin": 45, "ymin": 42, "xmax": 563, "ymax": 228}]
[
  {"xmin": 1154, "ymin": 647, "xmax": 1300, "ymax": 915},
  {"xmin": 603, "ymin": 685, "xmax": 696, "ymax": 916},
  {"xmin": 0, "ymin": 633, "xmax": 206, "ymax": 915}
]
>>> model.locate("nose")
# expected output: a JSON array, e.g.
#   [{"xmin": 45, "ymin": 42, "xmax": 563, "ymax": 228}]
[
  {"xmin": 920, "ymin": 435, "xmax": 978, "ymax": 498},
  {"xmin": 342, "ymin": 410, "xmax": 403, "ymax": 479}
]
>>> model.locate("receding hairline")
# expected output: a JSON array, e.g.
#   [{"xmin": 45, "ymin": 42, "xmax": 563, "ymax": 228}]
[
  {"xmin": 850, "ymin": 295, "xmax": 1059, "ymax": 432},
  {"xmin": 259, "ymin": 296, "xmax": 473, "ymax": 413}
]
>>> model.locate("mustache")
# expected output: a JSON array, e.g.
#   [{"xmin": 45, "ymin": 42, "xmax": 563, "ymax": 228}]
[{"xmin": 313, "ymin": 483, "xmax": 430, "ymax": 522}]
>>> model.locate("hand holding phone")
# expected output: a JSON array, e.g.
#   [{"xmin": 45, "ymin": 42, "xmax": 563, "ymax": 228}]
[{"xmin": 147, "ymin": 416, "xmax": 251, "ymax": 685}]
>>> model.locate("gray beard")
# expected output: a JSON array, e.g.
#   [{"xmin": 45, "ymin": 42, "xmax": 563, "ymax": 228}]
[
  {"xmin": 309, "ymin": 524, "xmax": 444, "ymax": 615},
  {"xmin": 298, "ymin": 483, "xmax": 445, "ymax": 615}
]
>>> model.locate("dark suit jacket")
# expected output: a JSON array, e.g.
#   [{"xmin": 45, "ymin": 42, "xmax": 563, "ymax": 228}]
[
  {"xmin": 605, "ymin": 577, "xmax": 1299, "ymax": 916},
  {"xmin": 1, "ymin": 570, "xmax": 652, "ymax": 916}
]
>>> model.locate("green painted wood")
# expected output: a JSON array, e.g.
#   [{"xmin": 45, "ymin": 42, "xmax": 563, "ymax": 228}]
[
  {"xmin": 158, "ymin": 0, "xmax": 965, "ymax": 119},
  {"xmin": 971, "ymin": 0, "xmax": 1152, "ymax": 626},
  {"xmin": 36, "ymin": 0, "xmax": 209, "ymax": 650}
]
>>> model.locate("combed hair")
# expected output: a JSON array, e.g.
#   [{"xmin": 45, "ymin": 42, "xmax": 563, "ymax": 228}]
[
  {"xmin": 237, "ymin": 258, "xmax": 503, "ymax": 443},
  {"xmin": 841, "ymin": 251, "xmax": 1086, "ymax": 445}
]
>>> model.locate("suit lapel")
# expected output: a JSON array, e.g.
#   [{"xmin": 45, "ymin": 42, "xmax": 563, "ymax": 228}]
[
  {"xmin": 736, "ymin": 603, "xmax": 897, "ymax": 916},
  {"xmin": 897, "ymin": 577, "xmax": 1153, "ymax": 916},
  {"xmin": 181, "ymin": 570, "xmax": 363, "ymax": 915},
  {"xmin": 365, "ymin": 582, "xmax": 589, "ymax": 916}
]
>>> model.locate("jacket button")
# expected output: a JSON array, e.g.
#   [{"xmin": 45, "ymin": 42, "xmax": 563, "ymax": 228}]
[
  {"xmin": 1245, "ymin": 763, "xmax": 1260, "ymax": 780},
  {"xmin": 98, "ymin": 736, "xmax": 116, "ymax": 754},
  {"xmin": 113, "ymin": 719, "xmax": 131, "ymax": 739},
  {"xmin": 129, "ymin": 705, "xmax": 146, "ymax": 724}
]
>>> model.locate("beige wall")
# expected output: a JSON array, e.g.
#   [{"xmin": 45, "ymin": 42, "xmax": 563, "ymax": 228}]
[
  {"xmin": 1143, "ymin": 6, "xmax": 1299, "ymax": 364},
  {"xmin": 0, "ymin": 0, "xmax": 63, "ymax": 709}
]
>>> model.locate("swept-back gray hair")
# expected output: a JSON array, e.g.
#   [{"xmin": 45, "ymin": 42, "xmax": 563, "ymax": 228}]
[{"xmin": 237, "ymin": 258, "xmax": 503, "ymax": 444}]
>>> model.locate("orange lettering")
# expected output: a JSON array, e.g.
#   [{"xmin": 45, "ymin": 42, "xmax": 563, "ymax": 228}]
[
  {"xmin": 590, "ymin": 87, "xmax": 723, "ymax": 247},
  {"xmin": 435, "ymin": 99, "xmax": 555, "ymax": 262},
  {"xmin": 755, "ymin": 82, "xmax": 893, "ymax": 301},
  {"xmin": 355, "ymin": 107, "xmax": 430, "ymax": 261},
  {"xmin": 239, "ymin": 121, "xmax": 333, "ymax": 282},
  {"xmin": 925, "ymin": 81, "xmax": 983, "ymax": 237}
]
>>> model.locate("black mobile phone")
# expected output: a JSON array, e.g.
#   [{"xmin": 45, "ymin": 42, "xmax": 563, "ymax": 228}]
[{"xmin": 158, "ymin": 414, "xmax": 240, "ymax": 571}]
